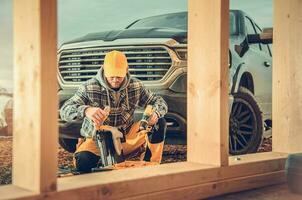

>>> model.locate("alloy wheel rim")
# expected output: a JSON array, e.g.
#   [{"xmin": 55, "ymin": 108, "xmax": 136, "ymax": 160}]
[{"xmin": 229, "ymin": 99, "xmax": 257, "ymax": 154}]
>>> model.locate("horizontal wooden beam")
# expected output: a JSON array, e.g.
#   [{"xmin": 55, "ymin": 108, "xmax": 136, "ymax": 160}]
[
  {"xmin": 0, "ymin": 152, "xmax": 287, "ymax": 200},
  {"xmin": 1, "ymin": 171, "xmax": 285, "ymax": 200},
  {"xmin": 0, "ymin": 185, "xmax": 37, "ymax": 200},
  {"xmin": 125, "ymin": 171, "xmax": 285, "ymax": 200}
]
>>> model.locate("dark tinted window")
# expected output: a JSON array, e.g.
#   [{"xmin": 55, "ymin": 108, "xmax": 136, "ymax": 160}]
[
  {"xmin": 229, "ymin": 12, "xmax": 237, "ymax": 35},
  {"xmin": 245, "ymin": 17, "xmax": 256, "ymax": 35}
]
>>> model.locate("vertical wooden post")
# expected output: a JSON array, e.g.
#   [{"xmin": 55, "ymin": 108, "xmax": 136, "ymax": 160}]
[
  {"xmin": 273, "ymin": 0, "xmax": 302, "ymax": 153},
  {"xmin": 188, "ymin": 0, "xmax": 229, "ymax": 166},
  {"xmin": 13, "ymin": 0, "xmax": 58, "ymax": 193}
]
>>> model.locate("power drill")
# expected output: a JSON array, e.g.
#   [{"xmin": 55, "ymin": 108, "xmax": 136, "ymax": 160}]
[{"xmin": 139, "ymin": 105, "xmax": 155, "ymax": 132}]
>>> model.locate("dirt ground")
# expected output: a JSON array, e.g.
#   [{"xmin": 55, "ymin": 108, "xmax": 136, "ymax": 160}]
[{"xmin": 0, "ymin": 136, "xmax": 271, "ymax": 185}]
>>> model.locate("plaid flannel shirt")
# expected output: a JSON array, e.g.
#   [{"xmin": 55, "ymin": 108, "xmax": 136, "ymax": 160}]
[{"xmin": 60, "ymin": 71, "xmax": 168, "ymax": 138}]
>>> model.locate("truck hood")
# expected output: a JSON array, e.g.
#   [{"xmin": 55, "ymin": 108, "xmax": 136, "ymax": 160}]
[{"xmin": 63, "ymin": 27, "xmax": 187, "ymax": 45}]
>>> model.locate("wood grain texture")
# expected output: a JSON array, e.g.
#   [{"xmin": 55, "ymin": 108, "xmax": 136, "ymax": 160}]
[
  {"xmin": 12, "ymin": 0, "xmax": 58, "ymax": 193},
  {"xmin": 0, "ymin": 154, "xmax": 286, "ymax": 200},
  {"xmin": 6, "ymin": 0, "xmax": 299, "ymax": 199},
  {"xmin": 187, "ymin": 0, "xmax": 229, "ymax": 166},
  {"xmin": 273, "ymin": 0, "xmax": 302, "ymax": 153}
]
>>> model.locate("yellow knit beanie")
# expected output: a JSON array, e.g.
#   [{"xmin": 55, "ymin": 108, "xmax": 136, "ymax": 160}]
[{"xmin": 103, "ymin": 50, "xmax": 128, "ymax": 77}]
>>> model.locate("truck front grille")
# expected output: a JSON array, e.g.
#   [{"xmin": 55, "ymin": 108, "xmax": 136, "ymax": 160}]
[{"xmin": 58, "ymin": 46, "xmax": 172, "ymax": 83}]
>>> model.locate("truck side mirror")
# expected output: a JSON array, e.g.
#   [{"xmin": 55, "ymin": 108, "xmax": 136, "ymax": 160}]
[
  {"xmin": 260, "ymin": 27, "xmax": 273, "ymax": 43},
  {"xmin": 248, "ymin": 27, "xmax": 273, "ymax": 44},
  {"xmin": 235, "ymin": 27, "xmax": 273, "ymax": 57}
]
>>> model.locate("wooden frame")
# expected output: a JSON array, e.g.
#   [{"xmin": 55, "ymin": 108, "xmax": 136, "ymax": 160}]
[
  {"xmin": 1, "ymin": 0, "xmax": 301, "ymax": 199},
  {"xmin": 12, "ymin": 0, "xmax": 58, "ymax": 193},
  {"xmin": 272, "ymin": 0, "xmax": 302, "ymax": 153}
]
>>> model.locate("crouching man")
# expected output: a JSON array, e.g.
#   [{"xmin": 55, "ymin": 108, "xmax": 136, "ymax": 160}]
[{"xmin": 60, "ymin": 50, "xmax": 168, "ymax": 173}]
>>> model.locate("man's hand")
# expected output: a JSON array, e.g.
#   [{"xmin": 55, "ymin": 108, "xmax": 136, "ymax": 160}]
[
  {"xmin": 85, "ymin": 107, "xmax": 109, "ymax": 126},
  {"xmin": 148, "ymin": 112, "xmax": 158, "ymax": 126}
]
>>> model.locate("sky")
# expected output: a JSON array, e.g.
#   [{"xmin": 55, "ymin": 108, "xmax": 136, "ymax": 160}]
[
  {"xmin": 0, "ymin": 0, "xmax": 273, "ymax": 91},
  {"xmin": 0, "ymin": 0, "xmax": 13, "ymax": 91}
]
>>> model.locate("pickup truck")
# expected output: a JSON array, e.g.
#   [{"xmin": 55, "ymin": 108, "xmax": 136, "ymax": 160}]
[{"xmin": 58, "ymin": 10, "xmax": 272, "ymax": 155}]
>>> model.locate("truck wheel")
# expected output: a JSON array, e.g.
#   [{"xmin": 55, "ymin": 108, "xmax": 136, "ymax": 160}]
[
  {"xmin": 59, "ymin": 138, "xmax": 78, "ymax": 153},
  {"xmin": 229, "ymin": 87, "xmax": 263, "ymax": 155}
]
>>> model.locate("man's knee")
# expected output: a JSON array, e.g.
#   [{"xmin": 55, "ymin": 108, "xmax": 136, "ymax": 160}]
[
  {"xmin": 74, "ymin": 151, "xmax": 100, "ymax": 173},
  {"xmin": 149, "ymin": 118, "xmax": 167, "ymax": 143}
]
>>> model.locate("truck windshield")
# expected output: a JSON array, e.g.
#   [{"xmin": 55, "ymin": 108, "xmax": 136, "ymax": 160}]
[
  {"xmin": 127, "ymin": 12, "xmax": 187, "ymax": 30},
  {"xmin": 127, "ymin": 11, "xmax": 237, "ymax": 35}
]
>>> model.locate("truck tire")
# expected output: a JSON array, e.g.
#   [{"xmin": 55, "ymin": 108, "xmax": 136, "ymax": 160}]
[
  {"xmin": 59, "ymin": 138, "xmax": 78, "ymax": 153},
  {"xmin": 229, "ymin": 87, "xmax": 263, "ymax": 155}
]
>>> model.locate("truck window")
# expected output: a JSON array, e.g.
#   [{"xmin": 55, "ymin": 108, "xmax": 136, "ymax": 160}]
[{"xmin": 229, "ymin": 12, "xmax": 237, "ymax": 35}]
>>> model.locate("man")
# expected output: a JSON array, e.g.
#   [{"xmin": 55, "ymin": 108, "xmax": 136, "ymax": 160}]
[{"xmin": 60, "ymin": 50, "xmax": 168, "ymax": 173}]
